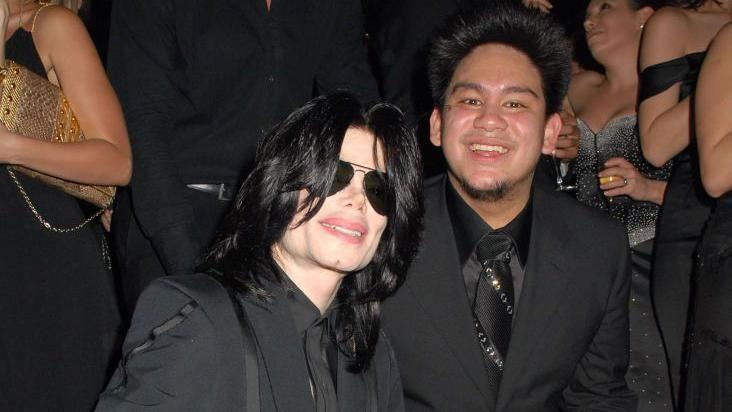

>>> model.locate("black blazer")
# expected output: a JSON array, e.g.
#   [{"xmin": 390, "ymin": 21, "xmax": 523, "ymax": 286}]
[
  {"xmin": 381, "ymin": 175, "xmax": 636, "ymax": 411},
  {"xmin": 108, "ymin": 0, "xmax": 378, "ymax": 279},
  {"xmin": 97, "ymin": 274, "xmax": 404, "ymax": 411}
]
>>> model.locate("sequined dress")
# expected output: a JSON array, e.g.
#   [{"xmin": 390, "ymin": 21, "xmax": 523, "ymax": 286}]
[
  {"xmin": 0, "ymin": 30, "xmax": 122, "ymax": 411},
  {"xmin": 575, "ymin": 114, "xmax": 673, "ymax": 411},
  {"xmin": 575, "ymin": 115, "xmax": 671, "ymax": 246}
]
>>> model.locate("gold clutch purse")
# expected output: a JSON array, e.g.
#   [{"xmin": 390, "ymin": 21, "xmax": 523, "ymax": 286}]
[{"xmin": 0, "ymin": 60, "xmax": 115, "ymax": 208}]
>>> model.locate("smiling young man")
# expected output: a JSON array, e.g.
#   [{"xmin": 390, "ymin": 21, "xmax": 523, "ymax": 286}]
[{"xmin": 381, "ymin": 3, "xmax": 637, "ymax": 411}]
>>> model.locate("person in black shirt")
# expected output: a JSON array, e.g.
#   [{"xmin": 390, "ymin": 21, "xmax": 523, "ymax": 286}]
[
  {"xmin": 97, "ymin": 93, "xmax": 423, "ymax": 411},
  {"xmin": 380, "ymin": 4, "xmax": 636, "ymax": 410},
  {"xmin": 106, "ymin": 0, "xmax": 379, "ymax": 315}
]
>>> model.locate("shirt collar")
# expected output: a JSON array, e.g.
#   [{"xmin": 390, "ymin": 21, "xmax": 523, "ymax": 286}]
[
  {"xmin": 445, "ymin": 178, "xmax": 532, "ymax": 267},
  {"xmin": 271, "ymin": 262, "xmax": 334, "ymax": 337}
]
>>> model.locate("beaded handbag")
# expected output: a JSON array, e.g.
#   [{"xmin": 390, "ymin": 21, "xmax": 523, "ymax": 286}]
[{"xmin": 0, "ymin": 60, "xmax": 115, "ymax": 209}]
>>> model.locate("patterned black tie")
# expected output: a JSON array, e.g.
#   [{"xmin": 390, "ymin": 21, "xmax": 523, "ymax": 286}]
[{"xmin": 473, "ymin": 231, "xmax": 515, "ymax": 392}]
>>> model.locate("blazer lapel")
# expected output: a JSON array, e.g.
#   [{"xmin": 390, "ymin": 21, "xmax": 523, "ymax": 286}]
[
  {"xmin": 404, "ymin": 176, "xmax": 494, "ymax": 404},
  {"xmin": 498, "ymin": 185, "xmax": 573, "ymax": 400},
  {"xmin": 242, "ymin": 291, "xmax": 316, "ymax": 412}
]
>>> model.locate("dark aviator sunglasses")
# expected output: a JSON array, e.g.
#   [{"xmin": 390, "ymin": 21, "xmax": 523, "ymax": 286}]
[{"xmin": 327, "ymin": 160, "xmax": 388, "ymax": 215}]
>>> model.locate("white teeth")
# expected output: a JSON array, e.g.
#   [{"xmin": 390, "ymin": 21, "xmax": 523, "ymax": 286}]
[
  {"xmin": 470, "ymin": 144, "xmax": 508, "ymax": 154},
  {"xmin": 321, "ymin": 223, "xmax": 362, "ymax": 237}
]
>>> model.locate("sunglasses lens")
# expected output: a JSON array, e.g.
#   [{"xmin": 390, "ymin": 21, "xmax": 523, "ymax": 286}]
[
  {"xmin": 328, "ymin": 161, "xmax": 354, "ymax": 196},
  {"xmin": 328, "ymin": 160, "xmax": 389, "ymax": 215},
  {"xmin": 364, "ymin": 172, "xmax": 388, "ymax": 215}
]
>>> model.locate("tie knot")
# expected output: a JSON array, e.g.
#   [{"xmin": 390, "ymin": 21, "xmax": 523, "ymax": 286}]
[{"xmin": 476, "ymin": 231, "xmax": 513, "ymax": 264}]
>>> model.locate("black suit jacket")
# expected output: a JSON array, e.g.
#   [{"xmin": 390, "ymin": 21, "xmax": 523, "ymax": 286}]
[
  {"xmin": 97, "ymin": 274, "xmax": 404, "ymax": 411},
  {"xmin": 381, "ymin": 175, "xmax": 636, "ymax": 411},
  {"xmin": 107, "ymin": 0, "xmax": 378, "ymax": 278}
]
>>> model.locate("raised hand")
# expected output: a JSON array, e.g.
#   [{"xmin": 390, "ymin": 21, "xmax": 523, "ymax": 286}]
[
  {"xmin": 554, "ymin": 108, "xmax": 580, "ymax": 161},
  {"xmin": 598, "ymin": 157, "xmax": 667, "ymax": 204}
]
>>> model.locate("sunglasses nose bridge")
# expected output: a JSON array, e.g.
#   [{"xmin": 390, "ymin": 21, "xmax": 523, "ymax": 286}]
[
  {"xmin": 351, "ymin": 169, "xmax": 367, "ymax": 182},
  {"xmin": 339, "ymin": 170, "xmax": 369, "ymax": 211}
]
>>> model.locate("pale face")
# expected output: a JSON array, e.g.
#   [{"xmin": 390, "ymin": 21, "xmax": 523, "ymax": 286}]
[
  {"xmin": 274, "ymin": 128, "xmax": 388, "ymax": 279},
  {"xmin": 430, "ymin": 44, "xmax": 560, "ymax": 201},
  {"xmin": 584, "ymin": 0, "xmax": 648, "ymax": 63}
]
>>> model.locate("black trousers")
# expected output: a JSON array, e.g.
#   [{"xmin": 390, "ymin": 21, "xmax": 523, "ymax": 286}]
[{"xmin": 112, "ymin": 187, "xmax": 231, "ymax": 318}]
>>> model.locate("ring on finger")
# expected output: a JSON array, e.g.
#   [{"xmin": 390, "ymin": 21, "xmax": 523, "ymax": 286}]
[{"xmin": 599, "ymin": 176, "xmax": 617, "ymax": 185}]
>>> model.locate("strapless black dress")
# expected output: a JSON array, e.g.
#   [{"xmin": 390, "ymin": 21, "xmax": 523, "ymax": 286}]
[
  {"xmin": 639, "ymin": 52, "xmax": 712, "ymax": 405},
  {"xmin": 0, "ymin": 30, "xmax": 122, "ymax": 411}
]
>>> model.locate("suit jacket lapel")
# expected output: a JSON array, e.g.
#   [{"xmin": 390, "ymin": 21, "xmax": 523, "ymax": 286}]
[
  {"xmin": 404, "ymin": 176, "xmax": 494, "ymax": 404},
  {"xmin": 498, "ymin": 185, "xmax": 572, "ymax": 400},
  {"xmin": 242, "ymin": 290, "xmax": 316, "ymax": 412}
]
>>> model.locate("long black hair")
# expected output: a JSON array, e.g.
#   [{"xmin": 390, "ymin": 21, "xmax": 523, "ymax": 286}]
[{"xmin": 201, "ymin": 92, "xmax": 423, "ymax": 370}]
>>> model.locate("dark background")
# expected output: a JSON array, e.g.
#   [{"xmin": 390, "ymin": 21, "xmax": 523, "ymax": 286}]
[
  {"xmin": 81, "ymin": 0, "xmax": 113, "ymax": 65},
  {"xmin": 88, "ymin": 1, "xmax": 596, "ymax": 71}
]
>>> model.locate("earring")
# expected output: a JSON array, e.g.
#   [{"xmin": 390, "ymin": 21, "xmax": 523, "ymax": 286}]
[{"xmin": 640, "ymin": 24, "xmax": 645, "ymax": 30}]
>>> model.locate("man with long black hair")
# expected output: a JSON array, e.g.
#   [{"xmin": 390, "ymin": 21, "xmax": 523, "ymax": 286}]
[
  {"xmin": 98, "ymin": 93, "xmax": 423, "ymax": 410},
  {"xmin": 381, "ymin": 3, "xmax": 636, "ymax": 410}
]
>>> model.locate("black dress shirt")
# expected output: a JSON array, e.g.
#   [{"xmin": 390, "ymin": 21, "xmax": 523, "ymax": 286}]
[
  {"xmin": 107, "ymin": 0, "xmax": 378, "ymax": 274},
  {"xmin": 282, "ymin": 271, "xmax": 339, "ymax": 412},
  {"xmin": 445, "ymin": 179, "xmax": 532, "ymax": 312}
]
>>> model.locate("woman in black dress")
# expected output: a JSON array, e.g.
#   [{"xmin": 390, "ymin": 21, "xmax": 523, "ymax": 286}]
[
  {"xmin": 637, "ymin": 0, "xmax": 731, "ymax": 405},
  {"xmin": 685, "ymin": 22, "xmax": 732, "ymax": 411},
  {"xmin": 569, "ymin": 1, "xmax": 672, "ymax": 409},
  {"xmin": 0, "ymin": 1, "xmax": 130, "ymax": 410},
  {"xmin": 97, "ymin": 93, "xmax": 423, "ymax": 411}
]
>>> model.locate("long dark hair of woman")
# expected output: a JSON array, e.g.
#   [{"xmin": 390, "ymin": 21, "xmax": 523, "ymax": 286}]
[{"xmin": 200, "ymin": 92, "xmax": 423, "ymax": 370}]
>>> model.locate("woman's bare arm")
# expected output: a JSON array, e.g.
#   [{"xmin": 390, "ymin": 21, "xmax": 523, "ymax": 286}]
[
  {"xmin": 637, "ymin": 8, "xmax": 692, "ymax": 167},
  {"xmin": 696, "ymin": 23, "xmax": 732, "ymax": 198},
  {"xmin": 0, "ymin": 6, "xmax": 131, "ymax": 185},
  {"xmin": 0, "ymin": 0, "xmax": 8, "ymax": 67}
]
